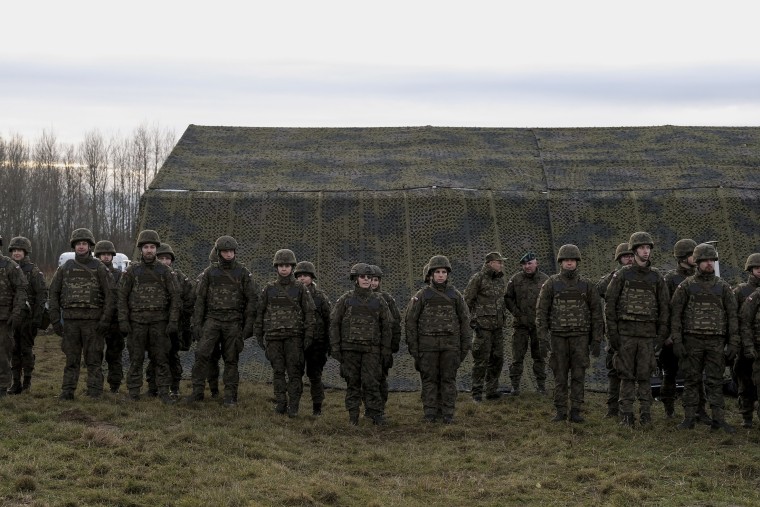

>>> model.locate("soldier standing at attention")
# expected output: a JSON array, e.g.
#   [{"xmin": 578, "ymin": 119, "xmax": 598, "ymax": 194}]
[
  {"xmin": 671, "ymin": 243, "xmax": 741, "ymax": 433},
  {"xmin": 330, "ymin": 263, "xmax": 392, "ymax": 425},
  {"xmin": 536, "ymin": 244, "xmax": 603, "ymax": 423},
  {"xmin": 198, "ymin": 246, "xmax": 224, "ymax": 398},
  {"xmin": 0, "ymin": 243, "xmax": 28, "ymax": 398},
  {"xmin": 118, "ymin": 230, "xmax": 180, "ymax": 404},
  {"xmin": 406, "ymin": 256, "xmax": 471, "ymax": 423},
  {"xmin": 255, "ymin": 249, "xmax": 314, "ymax": 417},
  {"xmin": 294, "ymin": 260, "xmax": 331, "ymax": 416},
  {"xmin": 7, "ymin": 237, "xmax": 45, "ymax": 395},
  {"xmin": 188, "ymin": 236, "xmax": 256, "ymax": 407},
  {"xmin": 369, "ymin": 265, "xmax": 401, "ymax": 412},
  {"xmin": 464, "ymin": 252, "xmax": 508, "ymax": 402},
  {"xmin": 49, "ymin": 228, "xmax": 113, "ymax": 400},
  {"xmin": 596, "ymin": 242, "xmax": 634, "ymax": 418},
  {"xmin": 605, "ymin": 232, "xmax": 670, "ymax": 427},
  {"xmin": 504, "ymin": 252, "xmax": 549, "ymax": 395},
  {"xmin": 732, "ymin": 253, "xmax": 760, "ymax": 428},
  {"xmin": 93, "ymin": 240, "xmax": 125, "ymax": 394}
]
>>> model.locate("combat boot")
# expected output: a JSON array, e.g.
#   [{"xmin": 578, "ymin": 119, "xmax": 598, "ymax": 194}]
[
  {"xmin": 485, "ymin": 392, "xmax": 502, "ymax": 401},
  {"xmin": 223, "ymin": 395, "xmax": 238, "ymax": 408},
  {"xmin": 423, "ymin": 414, "xmax": 437, "ymax": 423},
  {"xmin": 372, "ymin": 414, "xmax": 387, "ymax": 426},
  {"xmin": 184, "ymin": 390, "xmax": 204, "ymax": 403},
  {"xmin": 109, "ymin": 384, "xmax": 120, "ymax": 394},
  {"xmin": 696, "ymin": 407, "xmax": 712, "ymax": 426},
  {"xmin": 7, "ymin": 378, "xmax": 22, "ymax": 395},
  {"xmin": 551, "ymin": 409, "xmax": 567, "ymax": 422},
  {"xmin": 349, "ymin": 413, "xmax": 359, "ymax": 426},
  {"xmin": 312, "ymin": 403, "xmax": 322, "ymax": 416},
  {"xmin": 663, "ymin": 400, "xmax": 675, "ymax": 419},
  {"xmin": 128, "ymin": 390, "xmax": 141, "ymax": 401},
  {"xmin": 147, "ymin": 388, "xmax": 158, "ymax": 398},
  {"xmin": 604, "ymin": 406, "xmax": 619, "ymax": 419},
  {"xmin": 275, "ymin": 402, "xmax": 287, "ymax": 415},
  {"xmin": 59, "ymin": 391, "xmax": 74, "ymax": 401},
  {"xmin": 442, "ymin": 415, "xmax": 455, "ymax": 425},
  {"xmin": 639, "ymin": 412, "xmax": 652, "ymax": 425},
  {"xmin": 511, "ymin": 386, "xmax": 521, "ymax": 397},
  {"xmin": 160, "ymin": 393, "xmax": 176, "ymax": 405},
  {"xmin": 741, "ymin": 417, "xmax": 753, "ymax": 429},
  {"xmin": 711, "ymin": 419, "xmax": 737, "ymax": 434},
  {"xmin": 569, "ymin": 408, "xmax": 585, "ymax": 423},
  {"xmin": 620, "ymin": 413, "xmax": 635, "ymax": 427},
  {"xmin": 677, "ymin": 417, "xmax": 696, "ymax": 430},
  {"xmin": 536, "ymin": 383, "xmax": 546, "ymax": 395},
  {"xmin": 0, "ymin": 390, "xmax": 6, "ymax": 398},
  {"xmin": 287, "ymin": 404, "xmax": 299, "ymax": 418},
  {"xmin": 22, "ymin": 376, "xmax": 31, "ymax": 392},
  {"xmin": 472, "ymin": 393, "xmax": 482, "ymax": 403}
]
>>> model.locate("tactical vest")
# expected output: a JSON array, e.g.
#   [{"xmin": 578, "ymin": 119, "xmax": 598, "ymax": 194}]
[
  {"xmin": 684, "ymin": 282, "xmax": 726, "ymax": 335},
  {"xmin": 341, "ymin": 292, "xmax": 382, "ymax": 346},
  {"xmin": 550, "ymin": 278, "xmax": 591, "ymax": 333},
  {"xmin": 752, "ymin": 304, "xmax": 760, "ymax": 342},
  {"xmin": 263, "ymin": 283, "xmax": 304, "ymax": 332},
  {"xmin": 207, "ymin": 266, "xmax": 247, "ymax": 312},
  {"xmin": 20, "ymin": 262, "xmax": 38, "ymax": 308},
  {"xmin": 61, "ymin": 259, "xmax": 105, "ymax": 309},
  {"xmin": 0, "ymin": 258, "xmax": 14, "ymax": 309},
  {"xmin": 418, "ymin": 286, "xmax": 459, "ymax": 335},
  {"xmin": 617, "ymin": 269, "xmax": 659, "ymax": 321},
  {"xmin": 128, "ymin": 263, "xmax": 171, "ymax": 312}
]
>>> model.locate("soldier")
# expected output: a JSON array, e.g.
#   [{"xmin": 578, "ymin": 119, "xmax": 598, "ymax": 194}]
[
  {"xmin": 255, "ymin": 249, "xmax": 314, "ymax": 416},
  {"xmin": 330, "ymin": 263, "xmax": 392, "ymax": 425},
  {"xmin": 464, "ymin": 252, "xmax": 508, "ymax": 402},
  {"xmin": 605, "ymin": 232, "xmax": 670, "ymax": 426},
  {"xmin": 294, "ymin": 260, "xmax": 332, "ymax": 416},
  {"xmin": 671, "ymin": 243, "xmax": 741, "ymax": 432},
  {"xmin": 118, "ymin": 230, "xmax": 180, "ymax": 404},
  {"xmin": 93, "ymin": 240, "xmax": 125, "ymax": 394},
  {"xmin": 188, "ymin": 236, "xmax": 257, "ymax": 407},
  {"xmin": 732, "ymin": 253, "xmax": 760, "ymax": 428},
  {"xmin": 504, "ymin": 251, "xmax": 549, "ymax": 395},
  {"xmin": 406, "ymin": 255, "xmax": 471, "ymax": 423},
  {"xmin": 0, "ymin": 244, "xmax": 28, "ymax": 397},
  {"xmin": 369, "ymin": 265, "xmax": 401, "ymax": 412},
  {"xmin": 7, "ymin": 237, "xmax": 46, "ymax": 395},
  {"xmin": 596, "ymin": 242, "xmax": 634, "ymax": 418},
  {"xmin": 536, "ymin": 244, "xmax": 603, "ymax": 423},
  {"xmin": 198, "ymin": 246, "xmax": 223, "ymax": 398},
  {"xmin": 49, "ymin": 228, "xmax": 114, "ymax": 400}
]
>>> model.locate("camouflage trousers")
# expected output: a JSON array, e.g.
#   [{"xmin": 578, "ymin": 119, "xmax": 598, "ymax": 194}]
[
  {"xmin": 605, "ymin": 345, "xmax": 620, "ymax": 411},
  {"xmin": 266, "ymin": 334, "xmax": 305, "ymax": 409},
  {"xmin": 659, "ymin": 343, "xmax": 707, "ymax": 411},
  {"xmin": 207, "ymin": 341, "xmax": 223, "ymax": 393},
  {"xmin": 147, "ymin": 331, "xmax": 182, "ymax": 393},
  {"xmin": 304, "ymin": 340, "xmax": 329, "ymax": 405},
  {"xmin": 11, "ymin": 321, "xmax": 37, "ymax": 379},
  {"xmin": 420, "ymin": 350, "xmax": 461, "ymax": 418},
  {"xmin": 471, "ymin": 327, "xmax": 504, "ymax": 397},
  {"xmin": 549, "ymin": 334, "xmax": 590, "ymax": 412},
  {"xmin": 0, "ymin": 321, "xmax": 12, "ymax": 388},
  {"xmin": 60, "ymin": 319, "xmax": 104, "ymax": 397},
  {"xmin": 126, "ymin": 320, "xmax": 171, "ymax": 396},
  {"xmin": 510, "ymin": 326, "xmax": 546, "ymax": 390},
  {"xmin": 341, "ymin": 350, "xmax": 383, "ymax": 418},
  {"xmin": 103, "ymin": 326, "xmax": 124, "ymax": 390},
  {"xmin": 191, "ymin": 319, "xmax": 244, "ymax": 398},
  {"xmin": 734, "ymin": 355, "xmax": 756, "ymax": 418},
  {"xmin": 680, "ymin": 334, "xmax": 725, "ymax": 418},
  {"xmin": 614, "ymin": 334, "xmax": 656, "ymax": 415}
]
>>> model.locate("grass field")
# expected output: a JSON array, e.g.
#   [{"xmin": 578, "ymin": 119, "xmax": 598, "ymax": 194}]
[{"xmin": 1, "ymin": 333, "xmax": 759, "ymax": 507}]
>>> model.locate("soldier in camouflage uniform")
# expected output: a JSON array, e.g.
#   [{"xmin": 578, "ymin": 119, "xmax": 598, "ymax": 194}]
[
  {"xmin": 406, "ymin": 255, "xmax": 471, "ymax": 423},
  {"xmin": 255, "ymin": 249, "xmax": 314, "ymax": 416},
  {"xmin": 93, "ymin": 240, "xmax": 125, "ymax": 394},
  {"xmin": 536, "ymin": 244, "xmax": 603, "ymax": 423},
  {"xmin": 188, "ymin": 236, "xmax": 257, "ymax": 407},
  {"xmin": 671, "ymin": 243, "xmax": 741, "ymax": 433},
  {"xmin": 197, "ymin": 246, "xmax": 223, "ymax": 398},
  {"xmin": 118, "ymin": 230, "xmax": 181, "ymax": 404},
  {"xmin": 733, "ymin": 253, "xmax": 760, "ymax": 427},
  {"xmin": 596, "ymin": 242, "xmax": 634, "ymax": 418},
  {"xmin": 464, "ymin": 252, "xmax": 508, "ymax": 402},
  {"xmin": 49, "ymin": 228, "xmax": 114, "ymax": 400},
  {"xmin": 505, "ymin": 252, "xmax": 549, "ymax": 395},
  {"xmin": 0, "ymin": 244, "xmax": 28, "ymax": 398},
  {"xmin": 7, "ymin": 237, "xmax": 46, "ymax": 395},
  {"xmin": 330, "ymin": 263, "xmax": 392, "ymax": 425},
  {"xmin": 738, "ymin": 282, "xmax": 760, "ymax": 427},
  {"xmin": 294, "ymin": 260, "xmax": 332, "ymax": 416},
  {"xmin": 369, "ymin": 265, "xmax": 402, "ymax": 412},
  {"xmin": 605, "ymin": 232, "xmax": 670, "ymax": 426}
]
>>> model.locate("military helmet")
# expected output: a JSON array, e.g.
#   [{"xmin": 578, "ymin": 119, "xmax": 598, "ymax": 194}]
[
  {"xmin": 369, "ymin": 265, "xmax": 383, "ymax": 278},
  {"xmin": 156, "ymin": 243, "xmax": 176, "ymax": 261},
  {"xmin": 294, "ymin": 261, "xmax": 317, "ymax": 279},
  {"xmin": 8, "ymin": 236, "xmax": 32, "ymax": 255},
  {"xmin": 693, "ymin": 243, "xmax": 718, "ymax": 263},
  {"xmin": 70, "ymin": 228, "xmax": 96, "ymax": 248},
  {"xmin": 349, "ymin": 262, "xmax": 373, "ymax": 280},
  {"xmin": 136, "ymin": 229, "xmax": 161, "ymax": 248},
  {"xmin": 744, "ymin": 253, "xmax": 760, "ymax": 271},
  {"xmin": 215, "ymin": 235, "xmax": 238, "ymax": 252},
  {"xmin": 629, "ymin": 231, "xmax": 654, "ymax": 251},
  {"xmin": 422, "ymin": 263, "xmax": 431, "ymax": 283},
  {"xmin": 557, "ymin": 244, "xmax": 581, "ymax": 262},
  {"xmin": 485, "ymin": 252, "xmax": 505, "ymax": 263},
  {"xmin": 93, "ymin": 240, "xmax": 116, "ymax": 256},
  {"xmin": 613, "ymin": 243, "xmax": 633, "ymax": 262},
  {"xmin": 427, "ymin": 255, "xmax": 452, "ymax": 274},
  {"xmin": 273, "ymin": 248, "xmax": 297, "ymax": 266},
  {"xmin": 208, "ymin": 246, "xmax": 218, "ymax": 263},
  {"xmin": 673, "ymin": 239, "xmax": 697, "ymax": 259}
]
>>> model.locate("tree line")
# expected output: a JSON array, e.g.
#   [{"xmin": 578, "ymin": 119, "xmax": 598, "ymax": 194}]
[{"xmin": 0, "ymin": 124, "xmax": 177, "ymax": 271}]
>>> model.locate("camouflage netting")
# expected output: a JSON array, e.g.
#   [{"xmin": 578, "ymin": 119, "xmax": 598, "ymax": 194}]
[{"xmin": 135, "ymin": 125, "xmax": 760, "ymax": 393}]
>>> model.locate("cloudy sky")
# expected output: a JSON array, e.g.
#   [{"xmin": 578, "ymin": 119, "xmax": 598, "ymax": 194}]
[{"xmin": 3, "ymin": 1, "xmax": 760, "ymax": 144}]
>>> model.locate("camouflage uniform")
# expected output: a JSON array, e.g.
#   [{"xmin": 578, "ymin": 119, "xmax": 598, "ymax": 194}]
[
  {"xmin": 0, "ymin": 255, "xmax": 28, "ymax": 396},
  {"xmin": 94, "ymin": 240, "xmax": 125, "ymax": 393},
  {"xmin": 739, "ymin": 288, "xmax": 760, "ymax": 425},
  {"xmin": 196, "ymin": 247, "xmax": 223, "ymax": 397},
  {"xmin": 733, "ymin": 265, "xmax": 760, "ymax": 426},
  {"xmin": 369, "ymin": 265, "xmax": 402, "ymax": 411},
  {"xmin": 505, "ymin": 267, "xmax": 549, "ymax": 393},
  {"xmin": 464, "ymin": 255, "xmax": 508, "ymax": 400},
  {"xmin": 406, "ymin": 260, "xmax": 471, "ymax": 423},
  {"xmin": 597, "ymin": 269, "xmax": 620, "ymax": 416}
]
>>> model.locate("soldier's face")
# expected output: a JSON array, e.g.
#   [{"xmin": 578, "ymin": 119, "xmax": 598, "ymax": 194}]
[
  {"xmin": 635, "ymin": 245, "xmax": 651, "ymax": 263},
  {"xmin": 277, "ymin": 264, "xmax": 292, "ymax": 276},
  {"xmin": 98, "ymin": 253, "xmax": 113, "ymax": 263},
  {"xmin": 433, "ymin": 268, "xmax": 448, "ymax": 283},
  {"xmin": 753, "ymin": 267, "xmax": 760, "ymax": 278},
  {"xmin": 370, "ymin": 277, "xmax": 380, "ymax": 290},
  {"xmin": 220, "ymin": 250, "xmax": 235, "ymax": 261},
  {"xmin": 10, "ymin": 248, "xmax": 24, "ymax": 261},
  {"xmin": 296, "ymin": 273, "xmax": 313, "ymax": 285},
  {"xmin": 141, "ymin": 243, "xmax": 157, "ymax": 261},
  {"xmin": 357, "ymin": 274, "xmax": 372, "ymax": 288},
  {"xmin": 157, "ymin": 254, "xmax": 172, "ymax": 267},
  {"xmin": 521, "ymin": 259, "xmax": 538, "ymax": 274},
  {"xmin": 699, "ymin": 260, "xmax": 715, "ymax": 273},
  {"xmin": 685, "ymin": 254, "xmax": 696, "ymax": 267},
  {"xmin": 619, "ymin": 253, "xmax": 634, "ymax": 266},
  {"xmin": 488, "ymin": 260, "xmax": 503, "ymax": 272},
  {"xmin": 561, "ymin": 259, "xmax": 577, "ymax": 271},
  {"xmin": 74, "ymin": 241, "xmax": 90, "ymax": 256}
]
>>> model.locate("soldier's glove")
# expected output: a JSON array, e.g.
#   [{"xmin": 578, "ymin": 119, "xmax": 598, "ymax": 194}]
[
  {"xmin": 382, "ymin": 353, "xmax": 394, "ymax": 370},
  {"xmin": 96, "ymin": 320, "xmax": 110, "ymax": 336},
  {"xmin": 744, "ymin": 347, "xmax": 757, "ymax": 360},
  {"xmin": 413, "ymin": 355, "xmax": 421, "ymax": 372},
  {"xmin": 663, "ymin": 336, "xmax": 674, "ymax": 347},
  {"xmin": 608, "ymin": 332, "xmax": 621, "ymax": 351},
  {"xmin": 242, "ymin": 321, "xmax": 254, "ymax": 340},
  {"xmin": 166, "ymin": 321, "xmax": 179, "ymax": 338},
  {"xmin": 590, "ymin": 341, "xmax": 601, "ymax": 358},
  {"xmin": 52, "ymin": 321, "xmax": 64, "ymax": 337},
  {"xmin": 119, "ymin": 321, "xmax": 132, "ymax": 338},
  {"xmin": 8, "ymin": 314, "xmax": 22, "ymax": 333},
  {"xmin": 725, "ymin": 344, "xmax": 739, "ymax": 363},
  {"xmin": 673, "ymin": 342, "xmax": 686, "ymax": 359}
]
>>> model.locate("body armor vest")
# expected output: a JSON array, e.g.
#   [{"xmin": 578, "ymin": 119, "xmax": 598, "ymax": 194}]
[
  {"xmin": 207, "ymin": 266, "xmax": 246, "ymax": 312},
  {"xmin": 684, "ymin": 282, "xmax": 726, "ymax": 335},
  {"xmin": 128, "ymin": 263, "xmax": 171, "ymax": 312},
  {"xmin": 342, "ymin": 292, "xmax": 382, "ymax": 346},
  {"xmin": 550, "ymin": 278, "xmax": 591, "ymax": 333},
  {"xmin": 418, "ymin": 286, "xmax": 459, "ymax": 335},
  {"xmin": 263, "ymin": 283, "xmax": 304, "ymax": 332},
  {"xmin": 617, "ymin": 269, "xmax": 659, "ymax": 321},
  {"xmin": 61, "ymin": 259, "xmax": 104, "ymax": 309}
]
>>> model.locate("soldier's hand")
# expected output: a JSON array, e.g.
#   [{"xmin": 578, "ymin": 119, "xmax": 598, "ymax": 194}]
[
  {"xmin": 166, "ymin": 321, "xmax": 179, "ymax": 338},
  {"xmin": 744, "ymin": 347, "xmax": 757, "ymax": 360},
  {"xmin": 725, "ymin": 344, "xmax": 739, "ymax": 363},
  {"xmin": 333, "ymin": 350, "xmax": 342, "ymax": 364},
  {"xmin": 242, "ymin": 321, "xmax": 254, "ymax": 340},
  {"xmin": 590, "ymin": 341, "xmax": 601, "ymax": 358},
  {"xmin": 382, "ymin": 353, "xmax": 393, "ymax": 370},
  {"xmin": 413, "ymin": 355, "xmax": 421, "ymax": 372},
  {"xmin": 8, "ymin": 314, "xmax": 21, "ymax": 333},
  {"xmin": 608, "ymin": 333, "xmax": 620, "ymax": 351},
  {"xmin": 673, "ymin": 342, "xmax": 686, "ymax": 359},
  {"xmin": 119, "ymin": 321, "xmax": 131, "ymax": 338},
  {"xmin": 52, "ymin": 321, "xmax": 64, "ymax": 337},
  {"xmin": 304, "ymin": 335, "xmax": 314, "ymax": 351},
  {"xmin": 96, "ymin": 320, "xmax": 110, "ymax": 336},
  {"xmin": 664, "ymin": 336, "xmax": 674, "ymax": 347}
]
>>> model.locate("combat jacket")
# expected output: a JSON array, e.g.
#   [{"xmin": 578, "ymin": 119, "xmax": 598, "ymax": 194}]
[
  {"xmin": 505, "ymin": 269, "xmax": 548, "ymax": 329},
  {"xmin": 406, "ymin": 280, "xmax": 471, "ymax": 354},
  {"xmin": 464, "ymin": 264, "xmax": 507, "ymax": 330},
  {"xmin": 254, "ymin": 273, "xmax": 314, "ymax": 340},
  {"xmin": 103, "ymin": 263, "xmax": 121, "ymax": 328},
  {"xmin": 0, "ymin": 255, "xmax": 28, "ymax": 321},
  {"xmin": 305, "ymin": 283, "xmax": 331, "ymax": 345},
  {"xmin": 17, "ymin": 256, "xmax": 47, "ymax": 328},
  {"xmin": 733, "ymin": 274, "xmax": 760, "ymax": 311},
  {"xmin": 195, "ymin": 259, "xmax": 257, "ymax": 325},
  {"xmin": 664, "ymin": 265, "xmax": 696, "ymax": 301},
  {"xmin": 738, "ymin": 287, "xmax": 760, "ymax": 353},
  {"xmin": 173, "ymin": 267, "xmax": 196, "ymax": 333},
  {"xmin": 330, "ymin": 286, "xmax": 391, "ymax": 354},
  {"xmin": 377, "ymin": 290, "xmax": 402, "ymax": 353},
  {"xmin": 605, "ymin": 263, "xmax": 670, "ymax": 342},
  {"xmin": 670, "ymin": 271, "xmax": 739, "ymax": 347},
  {"xmin": 49, "ymin": 254, "xmax": 113, "ymax": 322},
  {"xmin": 118, "ymin": 259, "xmax": 180, "ymax": 324},
  {"xmin": 536, "ymin": 268, "xmax": 602, "ymax": 345}
]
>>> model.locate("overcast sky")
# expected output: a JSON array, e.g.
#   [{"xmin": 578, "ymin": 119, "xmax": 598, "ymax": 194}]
[{"xmin": 3, "ymin": 1, "xmax": 760, "ymax": 145}]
